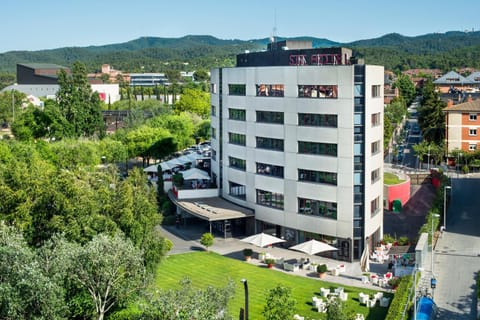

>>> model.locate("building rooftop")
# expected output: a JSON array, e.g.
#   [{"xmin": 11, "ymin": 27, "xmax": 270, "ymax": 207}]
[
  {"xmin": 444, "ymin": 98, "xmax": 480, "ymax": 112},
  {"xmin": 19, "ymin": 63, "xmax": 69, "ymax": 70}
]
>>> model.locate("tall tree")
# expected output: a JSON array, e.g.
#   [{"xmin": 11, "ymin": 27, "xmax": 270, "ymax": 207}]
[
  {"xmin": 393, "ymin": 74, "xmax": 416, "ymax": 105},
  {"xmin": 0, "ymin": 90, "xmax": 24, "ymax": 124},
  {"xmin": 0, "ymin": 222, "xmax": 67, "ymax": 320},
  {"xmin": 262, "ymin": 285, "xmax": 297, "ymax": 320},
  {"xmin": 140, "ymin": 277, "xmax": 235, "ymax": 320},
  {"xmin": 175, "ymin": 88, "xmax": 210, "ymax": 118},
  {"xmin": 56, "ymin": 61, "xmax": 105, "ymax": 138},
  {"xmin": 418, "ymin": 79, "xmax": 446, "ymax": 144},
  {"xmin": 67, "ymin": 233, "xmax": 145, "ymax": 320}
]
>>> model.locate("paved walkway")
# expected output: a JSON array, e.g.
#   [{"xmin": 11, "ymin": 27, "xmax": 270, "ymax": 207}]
[{"xmin": 159, "ymin": 224, "xmax": 392, "ymax": 292}]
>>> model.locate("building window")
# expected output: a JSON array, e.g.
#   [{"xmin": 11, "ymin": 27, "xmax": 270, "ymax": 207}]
[
  {"xmin": 256, "ymin": 189, "xmax": 284, "ymax": 209},
  {"xmin": 212, "ymin": 149, "xmax": 217, "ymax": 161},
  {"xmin": 298, "ymin": 141, "xmax": 337, "ymax": 156},
  {"xmin": 371, "ymin": 140, "xmax": 380, "ymax": 155},
  {"xmin": 228, "ymin": 84, "xmax": 246, "ymax": 96},
  {"xmin": 256, "ymin": 111, "xmax": 284, "ymax": 124},
  {"xmin": 469, "ymin": 128, "xmax": 477, "ymax": 136},
  {"xmin": 256, "ymin": 84, "xmax": 284, "ymax": 97},
  {"xmin": 371, "ymin": 112, "xmax": 381, "ymax": 127},
  {"xmin": 371, "ymin": 196, "xmax": 380, "ymax": 216},
  {"xmin": 211, "ymin": 127, "xmax": 216, "ymax": 139},
  {"xmin": 229, "ymin": 182, "xmax": 246, "ymax": 200},
  {"xmin": 298, "ymin": 198, "xmax": 337, "ymax": 219},
  {"xmin": 371, "ymin": 85, "xmax": 381, "ymax": 97},
  {"xmin": 354, "ymin": 84, "xmax": 364, "ymax": 97},
  {"xmin": 229, "ymin": 108, "xmax": 246, "ymax": 121},
  {"xmin": 210, "ymin": 83, "xmax": 217, "ymax": 94},
  {"xmin": 469, "ymin": 144, "xmax": 477, "ymax": 151},
  {"xmin": 298, "ymin": 113, "xmax": 337, "ymax": 127},
  {"xmin": 469, "ymin": 113, "xmax": 477, "ymax": 121},
  {"xmin": 371, "ymin": 168, "xmax": 380, "ymax": 184},
  {"xmin": 256, "ymin": 162, "xmax": 284, "ymax": 178},
  {"xmin": 229, "ymin": 132, "xmax": 246, "ymax": 146},
  {"xmin": 229, "ymin": 156, "xmax": 246, "ymax": 171},
  {"xmin": 256, "ymin": 136, "xmax": 284, "ymax": 151},
  {"xmin": 210, "ymin": 105, "xmax": 216, "ymax": 116},
  {"xmin": 298, "ymin": 169, "xmax": 337, "ymax": 185},
  {"xmin": 298, "ymin": 85, "xmax": 338, "ymax": 98}
]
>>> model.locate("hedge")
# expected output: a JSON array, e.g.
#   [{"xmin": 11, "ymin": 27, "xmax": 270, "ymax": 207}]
[{"xmin": 385, "ymin": 275, "xmax": 413, "ymax": 320}]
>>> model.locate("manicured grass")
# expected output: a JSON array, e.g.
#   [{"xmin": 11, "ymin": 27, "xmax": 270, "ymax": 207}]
[
  {"xmin": 384, "ymin": 172, "xmax": 405, "ymax": 185},
  {"xmin": 155, "ymin": 252, "xmax": 392, "ymax": 319}
]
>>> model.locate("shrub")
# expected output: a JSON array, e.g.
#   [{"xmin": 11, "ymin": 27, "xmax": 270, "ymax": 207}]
[
  {"xmin": 243, "ymin": 248, "xmax": 253, "ymax": 257},
  {"xmin": 382, "ymin": 234, "xmax": 395, "ymax": 244},
  {"xmin": 385, "ymin": 275, "xmax": 413, "ymax": 320},
  {"xmin": 317, "ymin": 264, "xmax": 328, "ymax": 274},
  {"xmin": 200, "ymin": 233, "xmax": 214, "ymax": 251},
  {"xmin": 398, "ymin": 236, "xmax": 409, "ymax": 245},
  {"xmin": 264, "ymin": 258, "xmax": 276, "ymax": 265}
]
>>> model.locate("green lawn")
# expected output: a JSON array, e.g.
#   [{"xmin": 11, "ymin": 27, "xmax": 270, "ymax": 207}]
[
  {"xmin": 384, "ymin": 172, "xmax": 405, "ymax": 185},
  {"xmin": 155, "ymin": 252, "xmax": 392, "ymax": 319}
]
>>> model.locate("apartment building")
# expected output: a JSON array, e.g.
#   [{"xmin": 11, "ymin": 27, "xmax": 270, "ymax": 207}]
[
  {"xmin": 209, "ymin": 40, "xmax": 384, "ymax": 261},
  {"xmin": 444, "ymin": 96, "xmax": 480, "ymax": 154}
]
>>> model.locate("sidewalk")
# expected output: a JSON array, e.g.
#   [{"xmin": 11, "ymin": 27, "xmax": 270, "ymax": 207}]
[{"xmin": 160, "ymin": 225, "xmax": 392, "ymax": 292}]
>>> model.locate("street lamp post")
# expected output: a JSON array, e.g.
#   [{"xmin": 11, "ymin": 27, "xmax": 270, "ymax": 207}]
[
  {"xmin": 431, "ymin": 213, "xmax": 440, "ymax": 274},
  {"xmin": 443, "ymin": 186, "xmax": 452, "ymax": 231},
  {"xmin": 427, "ymin": 145, "xmax": 431, "ymax": 170},
  {"xmin": 11, "ymin": 89, "xmax": 15, "ymax": 123},
  {"xmin": 240, "ymin": 279, "xmax": 248, "ymax": 320}
]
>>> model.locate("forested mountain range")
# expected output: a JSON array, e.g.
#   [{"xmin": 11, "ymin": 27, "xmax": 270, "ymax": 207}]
[{"xmin": 2, "ymin": 31, "xmax": 480, "ymax": 74}]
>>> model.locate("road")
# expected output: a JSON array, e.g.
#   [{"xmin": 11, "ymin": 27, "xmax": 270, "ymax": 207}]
[{"xmin": 434, "ymin": 177, "xmax": 480, "ymax": 319}]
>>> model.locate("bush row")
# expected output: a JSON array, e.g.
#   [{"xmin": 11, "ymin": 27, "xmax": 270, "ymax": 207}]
[{"xmin": 385, "ymin": 275, "xmax": 413, "ymax": 320}]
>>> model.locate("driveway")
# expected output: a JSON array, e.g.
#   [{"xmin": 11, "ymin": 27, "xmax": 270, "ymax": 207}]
[{"xmin": 434, "ymin": 177, "xmax": 480, "ymax": 319}]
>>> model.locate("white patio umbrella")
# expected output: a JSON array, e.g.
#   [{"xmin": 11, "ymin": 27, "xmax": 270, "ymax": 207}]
[
  {"xmin": 289, "ymin": 239, "xmax": 338, "ymax": 256},
  {"xmin": 144, "ymin": 163, "xmax": 160, "ymax": 173},
  {"xmin": 166, "ymin": 158, "xmax": 183, "ymax": 168},
  {"xmin": 241, "ymin": 232, "xmax": 286, "ymax": 248},
  {"xmin": 360, "ymin": 241, "xmax": 370, "ymax": 273},
  {"xmin": 181, "ymin": 168, "xmax": 210, "ymax": 180}
]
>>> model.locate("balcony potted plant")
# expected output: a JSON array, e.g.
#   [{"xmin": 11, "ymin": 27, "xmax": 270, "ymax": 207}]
[
  {"xmin": 264, "ymin": 258, "xmax": 275, "ymax": 269},
  {"xmin": 317, "ymin": 264, "xmax": 328, "ymax": 279},
  {"xmin": 243, "ymin": 248, "xmax": 253, "ymax": 261}
]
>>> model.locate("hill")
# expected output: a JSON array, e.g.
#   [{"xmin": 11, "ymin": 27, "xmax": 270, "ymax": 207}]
[{"xmin": 1, "ymin": 31, "xmax": 480, "ymax": 74}]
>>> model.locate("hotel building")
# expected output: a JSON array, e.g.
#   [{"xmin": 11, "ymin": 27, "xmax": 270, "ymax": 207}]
[{"xmin": 209, "ymin": 40, "xmax": 384, "ymax": 261}]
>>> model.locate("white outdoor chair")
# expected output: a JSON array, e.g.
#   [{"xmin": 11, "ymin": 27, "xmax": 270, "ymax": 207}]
[
  {"xmin": 339, "ymin": 291, "xmax": 348, "ymax": 301},
  {"xmin": 359, "ymin": 293, "xmax": 369, "ymax": 305},
  {"xmin": 380, "ymin": 297, "xmax": 390, "ymax": 307},
  {"xmin": 320, "ymin": 287, "xmax": 330, "ymax": 297},
  {"xmin": 316, "ymin": 301, "xmax": 327, "ymax": 313},
  {"xmin": 334, "ymin": 287, "xmax": 344, "ymax": 295},
  {"xmin": 293, "ymin": 315, "xmax": 305, "ymax": 320},
  {"xmin": 331, "ymin": 267, "xmax": 340, "ymax": 276}
]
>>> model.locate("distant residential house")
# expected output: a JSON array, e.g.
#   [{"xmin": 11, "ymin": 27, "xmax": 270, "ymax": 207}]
[
  {"xmin": 444, "ymin": 96, "xmax": 480, "ymax": 155},
  {"xmin": 433, "ymin": 71, "xmax": 470, "ymax": 93},
  {"xmin": 383, "ymin": 73, "xmax": 399, "ymax": 105}
]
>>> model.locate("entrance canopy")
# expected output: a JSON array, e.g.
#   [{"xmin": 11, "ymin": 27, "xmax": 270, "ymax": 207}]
[{"xmin": 169, "ymin": 192, "xmax": 254, "ymax": 222}]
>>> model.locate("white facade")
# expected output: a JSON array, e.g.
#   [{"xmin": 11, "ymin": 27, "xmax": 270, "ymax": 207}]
[
  {"xmin": 91, "ymin": 84, "xmax": 120, "ymax": 103},
  {"xmin": 210, "ymin": 61, "xmax": 384, "ymax": 260}
]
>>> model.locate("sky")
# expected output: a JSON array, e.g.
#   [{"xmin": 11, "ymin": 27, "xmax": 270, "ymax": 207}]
[{"xmin": 1, "ymin": 0, "xmax": 480, "ymax": 53}]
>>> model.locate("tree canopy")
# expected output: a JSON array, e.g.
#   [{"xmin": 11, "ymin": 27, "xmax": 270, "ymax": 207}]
[{"xmin": 56, "ymin": 61, "xmax": 105, "ymax": 138}]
